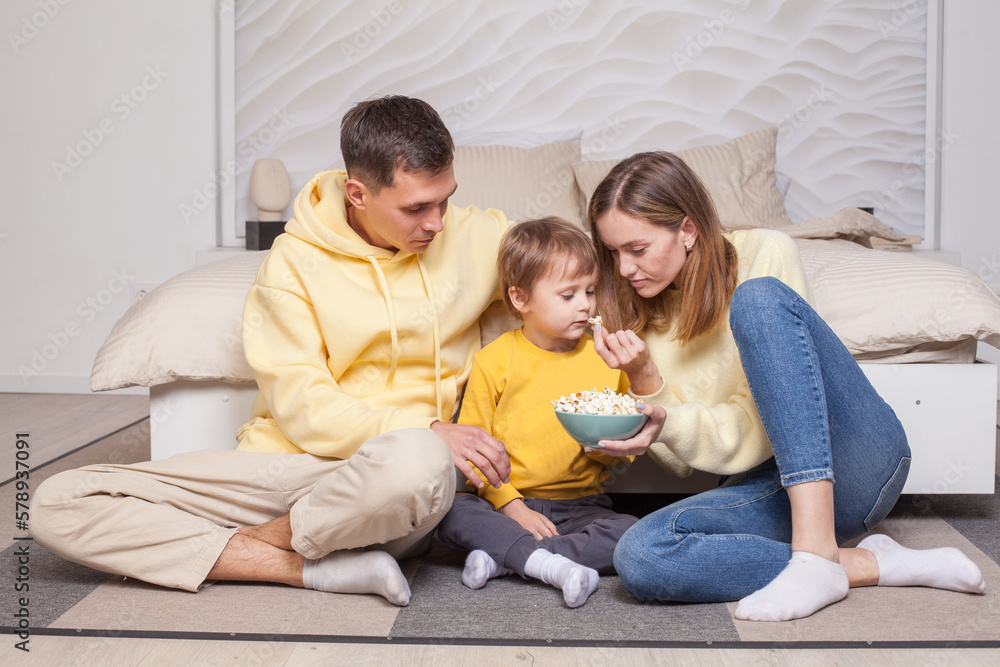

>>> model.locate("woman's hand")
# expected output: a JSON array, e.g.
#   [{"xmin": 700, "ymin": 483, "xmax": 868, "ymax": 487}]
[
  {"xmin": 585, "ymin": 401, "xmax": 666, "ymax": 457},
  {"xmin": 593, "ymin": 323, "xmax": 663, "ymax": 395},
  {"xmin": 501, "ymin": 498, "xmax": 558, "ymax": 539}
]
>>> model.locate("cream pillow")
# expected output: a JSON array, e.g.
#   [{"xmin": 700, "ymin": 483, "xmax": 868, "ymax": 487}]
[
  {"xmin": 90, "ymin": 252, "xmax": 267, "ymax": 391},
  {"xmin": 572, "ymin": 127, "xmax": 791, "ymax": 229},
  {"xmin": 796, "ymin": 239, "xmax": 1000, "ymax": 355},
  {"xmin": 452, "ymin": 140, "xmax": 584, "ymax": 227}
]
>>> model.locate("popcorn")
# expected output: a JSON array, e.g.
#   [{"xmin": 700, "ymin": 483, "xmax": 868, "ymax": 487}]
[
  {"xmin": 587, "ymin": 315, "xmax": 603, "ymax": 327},
  {"xmin": 551, "ymin": 386, "xmax": 639, "ymax": 415}
]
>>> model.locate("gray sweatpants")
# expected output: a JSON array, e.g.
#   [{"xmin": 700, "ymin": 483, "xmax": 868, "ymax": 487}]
[{"xmin": 436, "ymin": 492, "xmax": 638, "ymax": 575}]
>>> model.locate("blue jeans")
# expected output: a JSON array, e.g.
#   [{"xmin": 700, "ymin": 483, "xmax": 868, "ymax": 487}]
[{"xmin": 613, "ymin": 277, "xmax": 911, "ymax": 602}]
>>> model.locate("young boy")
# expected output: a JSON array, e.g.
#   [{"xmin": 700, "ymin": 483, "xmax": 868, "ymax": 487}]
[{"xmin": 436, "ymin": 217, "xmax": 638, "ymax": 609}]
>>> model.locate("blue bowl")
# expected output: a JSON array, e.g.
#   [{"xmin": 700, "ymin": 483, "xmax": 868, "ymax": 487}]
[{"xmin": 553, "ymin": 409, "xmax": 648, "ymax": 448}]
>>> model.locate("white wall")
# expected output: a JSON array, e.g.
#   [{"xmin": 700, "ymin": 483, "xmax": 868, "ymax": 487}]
[
  {"xmin": 231, "ymin": 0, "xmax": 930, "ymax": 242},
  {"xmin": 2, "ymin": 0, "xmax": 996, "ymax": 395},
  {"xmin": 1, "ymin": 0, "xmax": 219, "ymax": 394},
  {"xmin": 940, "ymin": 0, "xmax": 1000, "ymax": 290}
]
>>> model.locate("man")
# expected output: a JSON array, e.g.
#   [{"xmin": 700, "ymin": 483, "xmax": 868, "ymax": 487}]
[{"xmin": 31, "ymin": 96, "xmax": 512, "ymax": 606}]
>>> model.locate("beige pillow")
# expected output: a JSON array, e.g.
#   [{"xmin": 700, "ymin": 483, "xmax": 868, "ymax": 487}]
[
  {"xmin": 90, "ymin": 248, "xmax": 521, "ymax": 392},
  {"xmin": 452, "ymin": 140, "xmax": 584, "ymax": 227},
  {"xmin": 796, "ymin": 239, "xmax": 1000, "ymax": 355},
  {"xmin": 90, "ymin": 252, "xmax": 266, "ymax": 391},
  {"xmin": 572, "ymin": 127, "xmax": 791, "ymax": 229}
]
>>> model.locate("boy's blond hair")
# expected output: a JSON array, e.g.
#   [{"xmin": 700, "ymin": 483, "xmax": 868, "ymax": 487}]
[{"xmin": 497, "ymin": 217, "xmax": 598, "ymax": 319}]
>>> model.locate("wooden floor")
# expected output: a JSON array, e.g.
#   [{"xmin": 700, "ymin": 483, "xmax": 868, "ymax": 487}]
[
  {"xmin": 2, "ymin": 637, "xmax": 1000, "ymax": 666},
  {"xmin": 3, "ymin": 392, "xmax": 999, "ymax": 666},
  {"xmin": 0, "ymin": 392, "xmax": 148, "ymax": 479}
]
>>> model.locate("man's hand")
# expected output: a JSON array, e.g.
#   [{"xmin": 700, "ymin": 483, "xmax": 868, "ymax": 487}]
[
  {"xmin": 501, "ymin": 498, "xmax": 558, "ymax": 539},
  {"xmin": 430, "ymin": 421, "xmax": 511, "ymax": 490},
  {"xmin": 593, "ymin": 322, "xmax": 663, "ymax": 395}
]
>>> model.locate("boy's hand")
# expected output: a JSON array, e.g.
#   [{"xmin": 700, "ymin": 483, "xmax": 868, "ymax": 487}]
[
  {"xmin": 501, "ymin": 499, "xmax": 558, "ymax": 539},
  {"xmin": 593, "ymin": 322, "xmax": 663, "ymax": 395},
  {"xmin": 430, "ymin": 422, "xmax": 511, "ymax": 489}
]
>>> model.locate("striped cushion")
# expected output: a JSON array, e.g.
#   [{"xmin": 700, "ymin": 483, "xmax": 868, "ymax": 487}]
[
  {"xmin": 572, "ymin": 127, "xmax": 791, "ymax": 229},
  {"xmin": 452, "ymin": 140, "xmax": 584, "ymax": 228},
  {"xmin": 797, "ymin": 238, "xmax": 1000, "ymax": 354}
]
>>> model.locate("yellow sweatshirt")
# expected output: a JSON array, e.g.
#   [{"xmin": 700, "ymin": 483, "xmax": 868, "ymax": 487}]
[
  {"xmin": 460, "ymin": 329, "xmax": 633, "ymax": 509},
  {"xmin": 636, "ymin": 228, "xmax": 815, "ymax": 478},
  {"xmin": 236, "ymin": 170, "xmax": 509, "ymax": 458}
]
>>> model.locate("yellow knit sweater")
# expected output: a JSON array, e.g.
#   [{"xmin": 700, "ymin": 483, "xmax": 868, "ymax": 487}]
[
  {"xmin": 635, "ymin": 228, "xmax": 815, "ymax": 477},
  {"xmin": 460, "ymin": 329, "xmax": 633, "ymax": 509}
]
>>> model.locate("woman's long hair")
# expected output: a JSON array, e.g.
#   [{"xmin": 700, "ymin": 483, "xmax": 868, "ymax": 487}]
[{"xmin": 587, "ymin": 151, "xmax": 738, "ymax": 344}]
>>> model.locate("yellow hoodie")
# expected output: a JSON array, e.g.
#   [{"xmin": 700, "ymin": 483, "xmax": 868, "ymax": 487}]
[{"xmin": 236, "ymin": 170, "xmax": 509, "ymax": 458}]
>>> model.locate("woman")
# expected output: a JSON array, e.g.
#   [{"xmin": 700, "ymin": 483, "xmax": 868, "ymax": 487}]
[{"xmin": 587, "ymin": 151, "xmax": 985, "ymax": 621}]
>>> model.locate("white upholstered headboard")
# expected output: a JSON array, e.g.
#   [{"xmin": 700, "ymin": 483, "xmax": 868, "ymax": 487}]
[{"xmin": 219, "ymin": 0, "xmax": 936, "ymax": 245}]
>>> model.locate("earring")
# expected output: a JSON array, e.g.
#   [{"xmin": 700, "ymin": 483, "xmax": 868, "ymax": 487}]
[{"xmin": 685, "ymin": 243, "xmax": 693, "ymax": 254}]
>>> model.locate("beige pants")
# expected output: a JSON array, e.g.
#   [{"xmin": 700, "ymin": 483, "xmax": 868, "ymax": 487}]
[{"xmin": 30, "ymin": 428, "xmax": 456, "ymax": 592}]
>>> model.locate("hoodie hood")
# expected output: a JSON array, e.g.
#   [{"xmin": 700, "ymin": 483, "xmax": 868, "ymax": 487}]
[{"xmin": 283, "ymin": 170, "xmax": 399, "ymax": 261}]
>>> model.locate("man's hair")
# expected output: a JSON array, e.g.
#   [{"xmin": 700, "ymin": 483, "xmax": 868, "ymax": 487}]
[
  {"xmin": 587, "ymin": 151, "xmax": 738, "ymax": 344},
  {"xmin": 340, "ymin": 95, "xmax": 454, "ymax": 192},
  {"xmin": 497, "ymin": 217, "xmax": 599, "ymax": 319}
]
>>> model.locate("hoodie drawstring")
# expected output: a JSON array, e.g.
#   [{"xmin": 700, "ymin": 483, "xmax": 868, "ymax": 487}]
[
  {"xmin": 367, "ymin": 254, "xmax": 444, "ymax": 423},
  {"xmin": 367, "ymin": 256, "xmax": 399, "ymax": 391},
  {"xmin": 416, "ymin": 257, "xmax": 444, "ymax": 422}
]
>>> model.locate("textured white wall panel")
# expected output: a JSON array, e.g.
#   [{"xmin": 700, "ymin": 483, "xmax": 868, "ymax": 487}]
[{"xmin": 232, "ymin": 0, "xmax": 927, "ymax": 240}]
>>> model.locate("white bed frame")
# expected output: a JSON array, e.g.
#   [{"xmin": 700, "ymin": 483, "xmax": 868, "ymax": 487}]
[{"xmin": 149, "ymin": 362, "xmax": 997, "ymax": 495}]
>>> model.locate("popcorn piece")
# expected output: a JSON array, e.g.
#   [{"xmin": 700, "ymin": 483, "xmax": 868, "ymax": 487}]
[
  {"xmin": 587, "ymin": 315, "xmax": 603, "ymax": 327},
  {"xmin": 551, "ymin": 386, "xmax": 638, "ymax": 415}
]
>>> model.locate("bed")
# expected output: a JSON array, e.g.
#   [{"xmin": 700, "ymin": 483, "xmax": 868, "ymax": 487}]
[{"xmin": 89, "ymin": 128, "xmax": 1000, "ymax": 494}]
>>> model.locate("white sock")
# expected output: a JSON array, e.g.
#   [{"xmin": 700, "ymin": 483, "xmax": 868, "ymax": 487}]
[
  {"xmin": 523, "ymin": 549, "xmax": 599, "ymax": 608},
  {"xmin": 857, "ymin": 533, "xmax": 985, "ymax": 594},
  {"xmin": 734, "ymin": 551, "xmax": 849, "ymax": 622},
  {"xmin": 302, "ymin": 550, "xmax": 411, "ymax": 606},
  {"xmin": 462, "ymin": 549, "xmax": 512, "ymax": 590}
]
